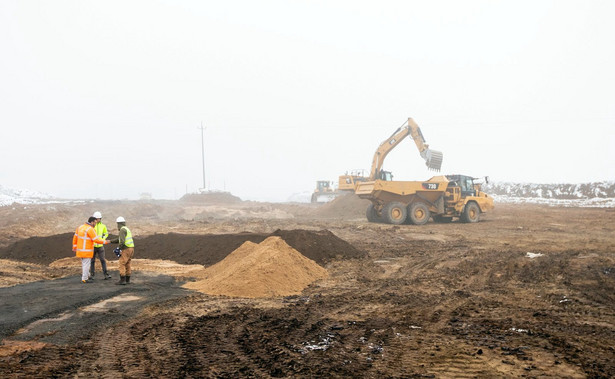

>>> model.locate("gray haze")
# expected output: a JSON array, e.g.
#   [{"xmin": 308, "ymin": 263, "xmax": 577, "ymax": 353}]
[{"xmin": 1, "ymin": 1, "xmax": 614, "ymax": 202}]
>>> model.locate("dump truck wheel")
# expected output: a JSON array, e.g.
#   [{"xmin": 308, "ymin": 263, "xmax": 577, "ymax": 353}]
[
  {"xmin": 366, "ymin": 203, "xmax": 381, "ymax": 223},
  {"xmin": 461, "ymin": 202, "xmax": 480, "ymax": 223},
  {"xmin": 408, "ymin": 202, "xmax": 430, "ymax": 225},
  {"xmin": 383, "ymin": 202, "xmax": 407, "ymax": 225}
]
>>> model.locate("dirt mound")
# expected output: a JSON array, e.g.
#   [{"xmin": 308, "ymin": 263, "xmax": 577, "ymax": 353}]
[
  {"xmin": 0, "ymin": 233, "xmax": 74, "ymax": 264},
  {"xmin": 184, "ymin": 236, "xmax": 328, "ymax": 298},
  {"xmin": 315, "ymin": 193, "xmax": 371, "ymax": 219},
  {"xmin": 0, "ymin": 230, "xmax": 365, "ymax": 266},
  {"xmin": 179, "ymin": 191, "xmax": 242, "ymax": 204},
  {"xmin": 270, "ymin": 229, "xmax": 365, "ymax": 262}
]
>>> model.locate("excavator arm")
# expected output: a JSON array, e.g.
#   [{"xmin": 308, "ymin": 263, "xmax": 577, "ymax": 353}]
[{"xmin": 368, "ymin": 118, "xmax": 443, "ymax": 180}]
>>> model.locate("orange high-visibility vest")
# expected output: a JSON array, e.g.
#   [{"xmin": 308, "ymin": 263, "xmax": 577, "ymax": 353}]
[{"xmin": 73, "ymin": 223, "xmax": 108, "ymax": 258}]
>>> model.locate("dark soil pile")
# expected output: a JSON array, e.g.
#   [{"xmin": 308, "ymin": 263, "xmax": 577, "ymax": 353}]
[
  {"xmin": 0, "ymin": 230, "xmax": 365, "ymax": 266},
  {"xmin": 179, "ymin": 191, "xmax": 242, "ymax": 204},
  {"xmin": 0, "ymin": 233, "xmax": 75, "ymax": 265}
]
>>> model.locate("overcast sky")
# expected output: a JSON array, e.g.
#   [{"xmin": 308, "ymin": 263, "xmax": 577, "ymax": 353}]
[{"xmin": 1, "ymin": 1, "xmax": 614, "ymax": 202}]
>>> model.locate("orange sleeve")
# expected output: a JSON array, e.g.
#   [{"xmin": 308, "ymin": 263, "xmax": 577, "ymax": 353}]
[{"xmin": 72, "ymin": 228, "xmax": 78, "ymax": 249}]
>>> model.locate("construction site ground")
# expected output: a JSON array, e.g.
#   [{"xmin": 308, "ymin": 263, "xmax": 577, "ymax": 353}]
[{"xmin": 0, "ymin": 193, "xmax": 614, "ymax": 378}]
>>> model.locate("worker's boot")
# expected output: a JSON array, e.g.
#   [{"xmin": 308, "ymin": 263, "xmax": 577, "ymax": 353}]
[
  {"xmin": 116, "ymin": 276, "xmax": 126, "ymax": 285},
  {"xmin": 125, "ymin": 276, "xmax": 131, "ymax": 284},
  {"xmin": 103, "ymin": 272, "xmax": 111, "ymax": 280}
]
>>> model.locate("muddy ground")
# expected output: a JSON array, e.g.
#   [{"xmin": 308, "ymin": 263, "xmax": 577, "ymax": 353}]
[{"xmin": 0, "ymin": 194, "xmax": 614, "ymax": 378}]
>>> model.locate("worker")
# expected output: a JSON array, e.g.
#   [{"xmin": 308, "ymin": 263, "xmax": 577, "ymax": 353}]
[
  {"xmin": 109, "ymin": 216, "xmax": 135, "ymax": 285},
  {"xmin": 89, "ymin": 211, "xmax": 111, "ymax": 280},
  {"xmin": 73, "ymin": 216, "xmax": 110, "ymax": 283}
]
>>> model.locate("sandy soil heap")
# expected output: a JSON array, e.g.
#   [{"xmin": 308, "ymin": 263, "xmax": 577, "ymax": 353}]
[
  {"xmin": 315, "ymin": 193, "xmax": 371, "ymax": 219},
  {"xmin": 185, "ymin": 236, "xmax": 328, "ymax": 298},
  {"xmin": 179, "ymin": 191, "xmax": 242, "ymax": 204}
]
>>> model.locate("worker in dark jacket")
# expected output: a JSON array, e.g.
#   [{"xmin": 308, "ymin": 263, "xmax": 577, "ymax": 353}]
[{"xmin": 109, "ymin": 216, "xmax": 135, "ymax": 285}]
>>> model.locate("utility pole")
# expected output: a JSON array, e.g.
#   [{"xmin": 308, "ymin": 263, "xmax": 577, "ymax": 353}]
[{"xmin": 198, "ymin": 122, "xmax": 207, "ymax": 192}]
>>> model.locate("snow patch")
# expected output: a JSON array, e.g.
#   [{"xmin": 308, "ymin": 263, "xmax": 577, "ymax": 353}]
[{"xmin": 0, "ymin": 185, "xmax": 55, "ymax": 207}]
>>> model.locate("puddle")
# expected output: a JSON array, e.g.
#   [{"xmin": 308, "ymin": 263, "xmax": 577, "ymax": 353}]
[
  {"xmin": 15, "ymin": 312, "xmax": 73, "ymax": 335},
  {"xmin": 526, "ymin": 252, "xmax": 543, "ymax": 259},
  {"xmin": 82, "ymin": 293, "xmax": 142, "ymax": 312}
]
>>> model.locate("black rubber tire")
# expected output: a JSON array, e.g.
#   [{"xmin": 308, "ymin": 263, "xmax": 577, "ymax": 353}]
[
  {"xmin": 433, "ymin": 214, "xmax": 453, "ymax": 223},
  {"xmin": 461, "ymin": 202, "xmax": 480, "ymax": 223},
  {"xmin": 366, "ymin": 203, "xmax": 380, "ymax": 223},
  {"xmin": 383, "ymin": 202, "xmax": 407, "ymax": 225},
  {"xmin": 408, "ymin": 202, "xmax": 431, "ymax": 225}
]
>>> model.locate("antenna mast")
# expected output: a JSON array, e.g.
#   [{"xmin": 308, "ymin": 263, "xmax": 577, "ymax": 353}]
[{"xmin": 198, "ymin": 122, "xmax": 207, "ymax": 191}]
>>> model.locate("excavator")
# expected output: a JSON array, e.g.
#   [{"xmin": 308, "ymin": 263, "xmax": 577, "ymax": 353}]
[{"xmin": 355, "ymin": 117, "xmax": 494, "ymax": 224}]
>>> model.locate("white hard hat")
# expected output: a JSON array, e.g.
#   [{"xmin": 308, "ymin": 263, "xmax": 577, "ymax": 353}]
[
  {"xmin": 93, "ymin": 211, "xmax": 102, "ymax": 219},
  {"xmin": 116, "ymin": 216, "xmax": 126, "ymax": 223}
]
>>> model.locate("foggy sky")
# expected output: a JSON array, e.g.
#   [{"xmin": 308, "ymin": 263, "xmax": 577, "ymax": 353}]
[{"xmin": 1, "ymin": 1, "xmax": 614, "ymax": 202}]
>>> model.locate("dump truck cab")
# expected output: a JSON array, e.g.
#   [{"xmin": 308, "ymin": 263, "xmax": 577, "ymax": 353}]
[{"xmin": 438, "ymin": 175, "xmax": 494, "ymax": 222}]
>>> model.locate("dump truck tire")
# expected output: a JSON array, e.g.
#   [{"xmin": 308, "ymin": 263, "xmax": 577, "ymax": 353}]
[
  {"xmin": 366, "ymin": 203, "xmax": 381, "ymax": 223},
  {"xmin": 408, "ymin": 202, "xmax": 431, "ymax": 225},
  {"xmin": 461, "ymin": 202, "xmax": 480, "ymax": 223},
  {"xmin": 383, "ymin": 202, "xmax": 407, "ymax": 225}
]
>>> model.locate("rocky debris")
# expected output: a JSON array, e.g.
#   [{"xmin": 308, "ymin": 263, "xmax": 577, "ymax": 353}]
[{"xmin": 484, "ymin": 181, "xmax": 615, "ymax": 199}]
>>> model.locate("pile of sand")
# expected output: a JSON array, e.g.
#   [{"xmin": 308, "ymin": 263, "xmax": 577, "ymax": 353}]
[
  {"xmin": 184, "ymin": 236, "xmax": 328, "ymax": 298},
  {"xmin": 315, "ymin": 193, "xmax": 371, "ymax": 219}
]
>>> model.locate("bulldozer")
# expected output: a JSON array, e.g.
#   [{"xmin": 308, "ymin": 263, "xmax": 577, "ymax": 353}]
[
  {"xmin": 311, "ymin": 180, "xmax": 338, "ymax": 203},
  {"xmin": 312, "ymin": 170, "xmax": 368, "ymax": 203},
  {"xmin": 355, "ymin": 118, "xmax": 494, "ymax": 224}
]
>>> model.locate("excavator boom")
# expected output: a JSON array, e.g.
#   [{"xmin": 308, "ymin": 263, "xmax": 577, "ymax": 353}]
[
  {"xmin": 407, "ymin": 118, "xmax": 443, "ymax": 171},
  {"xmin": 368, "ymin": 118, "xmax": 443, "ymax": 179}
]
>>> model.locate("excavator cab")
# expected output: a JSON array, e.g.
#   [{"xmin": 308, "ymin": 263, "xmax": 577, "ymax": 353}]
[{"xmin": 379, "ymin": 170, "xmax": 393, "ymax": 181}]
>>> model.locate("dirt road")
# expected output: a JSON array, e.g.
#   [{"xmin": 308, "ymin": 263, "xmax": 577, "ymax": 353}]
[
  {"xmin": 0, "ymin": 198, "xmax": 614, "ymax": 377},
  {"xmin": 0, "ymin": 272, "xmax": 189, "ymax": 345}
]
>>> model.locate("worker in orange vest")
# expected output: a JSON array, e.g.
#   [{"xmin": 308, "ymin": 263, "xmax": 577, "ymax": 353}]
[{"xmin": 73, "ymin": 216, "xmax": 110, "ymax": 283}]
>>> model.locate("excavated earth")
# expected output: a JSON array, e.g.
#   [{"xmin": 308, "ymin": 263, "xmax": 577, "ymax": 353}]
[{"xmin": 0, "ymin": 193, "xmax": 614, "ymax": 378}]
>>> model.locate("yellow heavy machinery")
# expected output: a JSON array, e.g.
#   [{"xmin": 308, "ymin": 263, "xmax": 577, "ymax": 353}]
[
  {"xmin": 338, "ymin": 169, "xmax": 368, "ymax": 191},
  {"xmin": 311, "ymin": 180, "xmax": 338, "ymax": 203},
  {"xmin": 355, "ymin": 117, "xmax": 494, "ymax": 224},
  {"xmin": 312, "ymin": 170, "xmax": 367, "ymax": 203}
]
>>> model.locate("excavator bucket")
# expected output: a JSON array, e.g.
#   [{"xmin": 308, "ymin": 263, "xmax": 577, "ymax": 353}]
[{"xmin": 422, "ymin": 148, "xmax": 443, "ymax": 171}]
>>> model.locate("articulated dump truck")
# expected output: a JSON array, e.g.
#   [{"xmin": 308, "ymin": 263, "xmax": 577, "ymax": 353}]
[{"xmin": 355, "ymin": 118, "xmax": 494, "ymax": 225}]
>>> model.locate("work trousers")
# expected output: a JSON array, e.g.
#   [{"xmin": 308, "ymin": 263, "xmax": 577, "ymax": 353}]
[
  {"xmin": 118, "ymin": 247, "xmax": 134, "ymax": 276},
  {"xmin": 90, "ymin": 246, "xmax": 108, "ymax": 275},
  {"xmin": 81, "ymin": 258, "xmax": 92, "ymax": 281}
]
